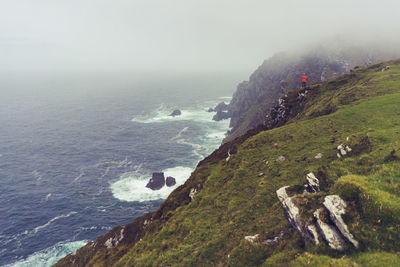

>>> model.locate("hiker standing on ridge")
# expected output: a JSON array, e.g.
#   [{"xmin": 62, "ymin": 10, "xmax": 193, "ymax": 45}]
[{"xmin": 301, "ymin": 74, "xmax": 307, "ymax": 88}]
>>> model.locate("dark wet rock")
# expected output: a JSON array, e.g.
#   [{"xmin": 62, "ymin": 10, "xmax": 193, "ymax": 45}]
[
  {"xmin": 166, "ymin": 176, "xmax": 176, "ymax": 187},
  {"xmin": 212, "ymin": 111, "xmax": 230, "ymax": 121},
  {"xmin": 169, "ymin": 109, "xmax": 181, "ymax": 117},
  {"xmin": 213, "ymin": 102, "xmax": 229, "ymax": 113},
  {"xmin": 146, "ymin": 172, "xmax": 165, "ymax": 190},
  {"xmin": 207, "ymin": 107, "xmax": 214, "ymax": 112}
]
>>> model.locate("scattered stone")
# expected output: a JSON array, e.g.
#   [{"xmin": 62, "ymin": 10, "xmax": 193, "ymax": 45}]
[
  {"xmin": 265, "ymin": 160, "xmax": 269, "ymax": 165},
  {"xmin": 323, "ymin": 195, "xmax": 359, "ymax": 248},
  {"xmin": 262, "ymin": 231, "xmax": 286, "ymax": 245},
  {"xmin": 166, "ymin": 176, "xmax": 176, "ymax": 187},
  {"xmin": 337, "ymin": 144, "xmax": 352, "ymax": 158},
  {"xmin": 313, "ymin": 208, "xmax": 347, "ymax": 250},
  {"xmin": 104, "ymin": 228, "xmax": 125, "ymax": 249},
  {"xmin": 146, "ymin": 172, "xmax": 165, "ymax": 190},
  {"xmin": 304, "ymin": 172, "xmax": 320, "ymax": 193},
  {"xmin": 381, "ymin": 66, "xmax": 390, "ymax": 72},
  {"xmin": 276, "ymin": 155, "xmax": 286, "ymax": 162},
  {"xmin": 226, "ymin": 150, "xmax": 231, "ymax": 162},
  {"xmin": 169, "ymin": 109, "xmax": 181, "ymax": 117},
  {"xmin": 189, "ymin": 188, "xmax": 197, "ymax": 201},
  {"xmin": 258, "ymin": 172, "xmax": 264, "ymax": 177},
  {"xmin": 315, "ymin": 153, "xmax": 323, "ymax": 159},
  {"xmin": 244, "ymin": 234, "xmax": 259, "ymax": 243}
]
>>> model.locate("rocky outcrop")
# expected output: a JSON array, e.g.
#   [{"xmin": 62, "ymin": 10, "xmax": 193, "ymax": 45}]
[
  {"xmin": 277, "ymin": 173, "xmax": 358, "ymax": 250},
  {"xmin": 224, "ymin": 44, "xmax": 400, "ymax": 142},
  {"xmin": 313, "ymin": 208, "xmax": 347, "ymax": 250},
  {"xmin": 189, "ymin": 188, "xmax": 197, "ymax": 201},
  {"xmin": 146, "ymin": 172, "xmax": 165, "ymax": 190},
  {"xmin": 323, "ymin": 195, "xmax": 359, "ymax": 248},
  {"xmin": 337, "ymin": 144, "xmax": 352, "ymax": 158},
  {"xmin": 169, "ymin": 109, "xmax": 181, "ymax": 117},
  {"xmin": 276, "ymin": 186, "xmax": 317, "ymax": 244},
  {"xmin": 166, "ymin": 176, "xmax": 176, "ymax": 187},
  {"xmin": 212, "ymin": 111, "xmax": 230, "ymax": 121}
]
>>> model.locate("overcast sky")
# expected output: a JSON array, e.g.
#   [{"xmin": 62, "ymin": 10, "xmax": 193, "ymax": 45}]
[{"xmin": 1, "ymin": 0, "xmax": 399, "ymax": 73}]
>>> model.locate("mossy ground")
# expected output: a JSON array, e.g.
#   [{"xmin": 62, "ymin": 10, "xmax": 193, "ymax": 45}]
[{"xmin": 69, "ymin": 60, "xmax": 400, "ymax": 266}]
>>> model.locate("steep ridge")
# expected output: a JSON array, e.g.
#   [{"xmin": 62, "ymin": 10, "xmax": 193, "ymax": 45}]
[
  {"xmin": 55, "ymin": 60, "xmax": 400, "ymax": 266},
  {"xmin": 224, "ymin": 44, "xmax": 400, "ymax": 142}
]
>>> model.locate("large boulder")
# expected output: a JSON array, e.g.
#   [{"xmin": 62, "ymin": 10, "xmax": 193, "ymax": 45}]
[
  {"xmin": 166, "ymin": 176, "xmax": 176, "ymax": 187},
  {"xmin": 323, "ymin": 195, "xmax": 359, "ymax": 248},
  {"xmin": 169, "ymin": 109, "xmax": 181, "ymax": 117},
  {"xmin": 146, "ymin": 172, "xmax": 165, "ymax": 190}
]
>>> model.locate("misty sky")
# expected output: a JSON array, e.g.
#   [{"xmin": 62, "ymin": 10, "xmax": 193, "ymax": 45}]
[{"xmin": 1, "ymin": 0, "xmax": 399, "ymax": 73}]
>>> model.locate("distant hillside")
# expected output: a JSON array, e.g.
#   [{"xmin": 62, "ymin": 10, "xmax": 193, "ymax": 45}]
[
  {"xmin": 224, "ymin": 43, "xmax": 400, "ymax": 142},
  {"xmin": 56, "ymin": 59, "xmax": 400, "ymax": 266}
]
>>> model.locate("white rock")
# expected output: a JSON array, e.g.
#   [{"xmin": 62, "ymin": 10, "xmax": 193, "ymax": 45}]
[
  {"xmin": 306, "ymin": 224, "xmax": 320, "ymax": 245},
  {"xmin": 282, "ymin": 197, "xmax": 303, "ymax": 234},
  {"xmin": 104, "ymin": 238, "xmax": 113, "ymax": 249},
  {"xmin": 305, "ymin": 172, "xmax": 320, "ymax": 193},
  {"xmin": 276, "ymin": 155, "xmax": 286, "ymax": 162},
  {"xmin": 337, "ymin": 153, "xmax": 342, "ymax": 159},
  {"xmin": 276, "ymin": 186, "xmax": 290, "ymax": 202},
  {"xmin": 337, "ymin": 145, "xmax": 344, "ymax": 150},
  {"xmin": 340, "ymin": 148, "xmax": 347, "ymax": 156},
  {"xmin": 313, "ymin": 208, "xmax": 347, "ymax": 250},
  {"xmin": 244, "ymin": 234, "xmax": 259, "ymax": 243},
  {"xmin": 323, "ymin": 195, "xmax": 359, "ymax": 248},
  {"xmin": 315, "ymin": 153, "xmax": 323, "ymax": 159},
  {"xmin": 345, "ymin": 145, "xmax": 352, "ymax": 152},
  {"xmin": 226, "ymin": 150, "xmax": 231, "ymax": 162},
  {"xmin": 189, "ymin": 188, "xmax": 197, "ymax": 200}
]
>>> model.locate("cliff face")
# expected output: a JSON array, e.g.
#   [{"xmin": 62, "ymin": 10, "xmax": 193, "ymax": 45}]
[
  {"xmin": 56, "ymin": 60, "xmax": 400, "ymax": 266},
  {"xmin": 224, "ymin": 44, "xmax": 400, "ymax": 142}
]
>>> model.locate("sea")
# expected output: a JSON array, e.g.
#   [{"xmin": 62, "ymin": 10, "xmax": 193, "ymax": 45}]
[{"xmin": 0, "ymin": 70, "xmax": 241, "ymax": 266}]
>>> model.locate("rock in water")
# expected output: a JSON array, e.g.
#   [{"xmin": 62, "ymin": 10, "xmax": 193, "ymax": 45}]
[
  {"xmin": 169, "ymin": 109, "xmax": 181, "ymax": 117},
  {"xmin": 166, "ymin": 176, "xmax": 176, "ymax": 187},
  {"xmin": 146, "ymin": 172, "xmax": 165, "ymax": 190},
  {"xmin": 212, "ymin": 111, "xmax": 230, "ymax": 121},
  {"xmin": 213, "ymin": 102, "xmax": 229, "ymax": 113}
]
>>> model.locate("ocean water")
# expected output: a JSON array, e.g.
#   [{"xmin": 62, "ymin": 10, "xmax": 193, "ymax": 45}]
[{"xmin": 0, "ymin": 71, "xmax": 238, "ymax": 266}]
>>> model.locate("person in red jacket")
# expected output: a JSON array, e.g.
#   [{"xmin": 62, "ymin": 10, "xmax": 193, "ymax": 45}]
[{"xmin": 301, "ymin": 74, "xmax": 307, "ymax": 88}]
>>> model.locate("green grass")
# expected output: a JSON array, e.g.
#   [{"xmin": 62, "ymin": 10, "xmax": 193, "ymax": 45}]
[
  {"xmin": 57, "ymin": 59, "xmax": 400, "ymax": 266},
  {"xmin": 110, "ymin": 61, "xmax": 400, "ymax": 266}
]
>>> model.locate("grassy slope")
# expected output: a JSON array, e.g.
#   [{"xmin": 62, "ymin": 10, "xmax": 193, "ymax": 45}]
[{"xmin": 83, "ymin": 60, "xmax": 400, "ymax": 266}]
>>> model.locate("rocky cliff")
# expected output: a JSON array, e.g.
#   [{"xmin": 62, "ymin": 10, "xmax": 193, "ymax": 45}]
[{"xmin": 224, "ymin": 43, "xmax": 400, "ymax": 142}]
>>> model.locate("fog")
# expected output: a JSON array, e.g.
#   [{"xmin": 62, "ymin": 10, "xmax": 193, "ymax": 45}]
[{"xmin": 1, "ymin": 0, "xmax": 400, "ymax": 73}]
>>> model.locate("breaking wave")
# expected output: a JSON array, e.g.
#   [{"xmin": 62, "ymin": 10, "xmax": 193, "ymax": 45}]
[
  {"xmin": 6, "ymin": 240, "xmax": 87, "ymax": 267},
  {"xmin": 110, "ymin": 166, "xmax": 193, "ymax": 202}
]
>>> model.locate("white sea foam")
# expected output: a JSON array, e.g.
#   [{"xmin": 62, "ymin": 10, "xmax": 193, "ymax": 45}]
[
  {"xmin": 45, "ymin": 193, "xmax": 52, "ymax": 201},
  {"xmin": 131, "ymin": 102, "xmax": 222, "ymax": 124},
  {"xmin": 112, "ymin": 98, "xmax": 231, "ymax": 202},
  {"xmin": 110, "ymin": 166, "xmax": 193, "ymax": 202},
  {"xmin": 33, "ymin": 212, "xmax": 77, "ymax": 234},
  {"xmin": 5, "ymin": 240, "xmax": 87, "ymax": 267}
]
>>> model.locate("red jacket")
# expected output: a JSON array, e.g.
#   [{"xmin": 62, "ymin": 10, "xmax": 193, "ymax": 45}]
[{"xmin": 302, "ymin": 75, "xmax": 307, "ymax": 83}]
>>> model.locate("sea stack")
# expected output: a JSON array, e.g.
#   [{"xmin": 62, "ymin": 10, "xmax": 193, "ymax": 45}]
[{"xmin": 146, "ymin": 172, "xmax": 165, "ymax": 190}]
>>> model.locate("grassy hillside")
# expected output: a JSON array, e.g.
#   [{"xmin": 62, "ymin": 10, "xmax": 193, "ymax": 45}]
[{"xmin": 56, "ymin": 59, "xmax": 400, "ymax": 266}]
